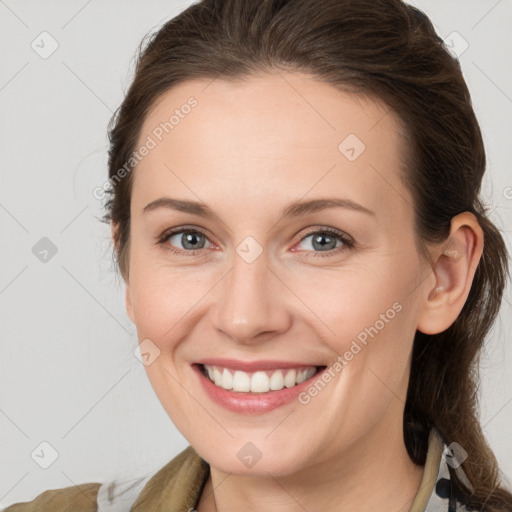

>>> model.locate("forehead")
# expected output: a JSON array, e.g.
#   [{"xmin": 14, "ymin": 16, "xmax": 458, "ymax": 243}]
[{"xmin": 132, "ymin": 71, "xmax": 411, "ymax": 222}]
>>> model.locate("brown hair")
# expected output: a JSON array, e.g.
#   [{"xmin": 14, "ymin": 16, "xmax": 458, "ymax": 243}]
[{"xmin": 104, "ymin": 0, "xmax": 512, "ymax": 508}]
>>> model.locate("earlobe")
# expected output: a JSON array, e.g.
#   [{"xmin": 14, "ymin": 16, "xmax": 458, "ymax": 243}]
[{"xmin": 417, "ymin": 212, "xmax": 484, "ymax": 335}]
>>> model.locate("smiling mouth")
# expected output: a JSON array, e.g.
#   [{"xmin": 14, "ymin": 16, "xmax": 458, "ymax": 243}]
[{"xmin": 198, "ymin": 364, "xmax": 326, "ymax": 393}]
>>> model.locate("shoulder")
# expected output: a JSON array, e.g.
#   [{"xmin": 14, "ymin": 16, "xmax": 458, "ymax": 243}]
[
  {"xmin": 2, "ymin": 446, "xmax": 208, "ymax": 512},
  {"xmin": 130, "ymin": 445, "xmax": 209, "ymax": 510},
  {"xmin": 2, "ymin": 482, "xmax": 101, "ymax": 512},
  {"xmin": 99, "ymin": 445, "xmax": 209, "ymax": 511}
]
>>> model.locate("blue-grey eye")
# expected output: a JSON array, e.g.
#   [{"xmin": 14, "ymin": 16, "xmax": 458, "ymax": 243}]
[
  {"xmin": 168, "ymin": 230, "xmax": 210, "ymax": 250},
  {"xmin": 297, "ymin": 231, "xmax": 343, "ymax": 252}
]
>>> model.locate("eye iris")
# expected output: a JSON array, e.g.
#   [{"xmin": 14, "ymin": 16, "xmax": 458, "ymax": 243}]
[
  {"xmin": 312, "ymin": 233, "xmax": 337, "ymax": 251},
  {"xmin": 182, "ymin": 232, "xmax": 205, "ymax": 250}
]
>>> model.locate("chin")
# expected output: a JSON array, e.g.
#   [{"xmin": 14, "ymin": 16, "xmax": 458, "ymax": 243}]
[{"xmin": 192, "ymin": 437, "xmax": 313, "ymax": 478}]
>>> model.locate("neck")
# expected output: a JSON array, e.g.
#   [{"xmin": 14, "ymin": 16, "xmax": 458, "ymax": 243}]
[{"xmin": 197, "ymin": 419, "xmax": 425, "ymax": 512}]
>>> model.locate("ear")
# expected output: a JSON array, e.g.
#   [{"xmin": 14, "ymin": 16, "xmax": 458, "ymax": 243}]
[
  {"xmin": 111, "ymin": 221, "xmax": 135, "ymax": 323},
  {"xmin": 417, "ymin": 212, "xmax": 484, "ymax": 335}
]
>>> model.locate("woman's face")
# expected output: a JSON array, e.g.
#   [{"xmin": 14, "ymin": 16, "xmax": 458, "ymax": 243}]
[{"xmin": 124, "ymin": 71, "xmax": 434, "ymax": 476}]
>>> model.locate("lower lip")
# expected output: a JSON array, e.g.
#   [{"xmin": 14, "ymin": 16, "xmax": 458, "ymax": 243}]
[{"xmin": 192, "ymin": 364, "xmax": 325, "ymax": 415}]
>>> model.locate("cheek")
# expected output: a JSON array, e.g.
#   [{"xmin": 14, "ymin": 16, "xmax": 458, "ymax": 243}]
[
  {"xmin": 291, "ymin": 255, "xmax": 419, "ymax": 377},
  {"xmin": 128, "ymin": 249, "xmax": 220, "ymax": 351}
]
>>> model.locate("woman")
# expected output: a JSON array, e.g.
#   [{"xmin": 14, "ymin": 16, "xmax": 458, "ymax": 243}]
[{"xmin": 5, "ymin": 0, "xmax": 511, "ymax": 510}]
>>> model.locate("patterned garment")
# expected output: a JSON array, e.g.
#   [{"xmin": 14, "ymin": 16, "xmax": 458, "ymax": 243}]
[{"xmin": 424, "ymin": 435, "xmax": 478, "ymax": 511}]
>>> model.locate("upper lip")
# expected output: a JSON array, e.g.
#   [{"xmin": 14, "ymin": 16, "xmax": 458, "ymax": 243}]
[{"xmin": 195, "ymin": 358, "xmax": 325, "ymax": 372}]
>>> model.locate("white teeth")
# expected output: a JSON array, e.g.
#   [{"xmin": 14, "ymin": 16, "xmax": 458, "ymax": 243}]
[
  {"xmin": 296, "ymin": 368, "xmax": 308, "ymax": 384},
  {"xmin": 213, "ymin": 367, "xmax": 223, "ymax": 387},
  {"xmin": 203, "ymin": 365, "xmax": 319, "ymax": 393},
  {"xmin": 232, "ymin": 370, "xmax": 251, "ymax": 392},
  {"xmin": 305, "ymin": 367, "xmax": 317, "ymax": 380},
  {"xmin": 269, "ymin": 370, "xmax": 284, "ymax": 390},
  {"xmin": 284, "ymin": 369, "xmax": 297, "ymax": 388},
  {"xmin": 251, "ymin": 371, "xmax": 270, "ymax": 393},
  {"xmin": 221, "ymin": 368, "xmax": 233, "ymax": 390}
]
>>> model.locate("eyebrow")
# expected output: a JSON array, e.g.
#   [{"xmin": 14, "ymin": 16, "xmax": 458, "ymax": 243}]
[{"xmin": 142, "ymin": 197, "xmax": 375, "ymax": 219}]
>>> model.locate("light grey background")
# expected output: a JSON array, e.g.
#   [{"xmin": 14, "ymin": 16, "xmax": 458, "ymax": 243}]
[{"xmin": 1, "ymin": 0, "xmax": 511, "ymax": 508}]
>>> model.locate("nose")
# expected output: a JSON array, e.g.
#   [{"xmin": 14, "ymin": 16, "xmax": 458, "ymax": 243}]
[{"xmin": 211, "ymin": 248, "xmax": 292, "ymax": 345}]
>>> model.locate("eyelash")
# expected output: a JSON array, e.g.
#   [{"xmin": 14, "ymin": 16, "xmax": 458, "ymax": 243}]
[{"xmin": 157, "ymin": 225, "xmax": 355, "ymax": 259}]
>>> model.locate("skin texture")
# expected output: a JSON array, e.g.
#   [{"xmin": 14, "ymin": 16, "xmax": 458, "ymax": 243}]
[{"xmin": 118, "ymin": 71, "xmax": 484, "ymax": 512}]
